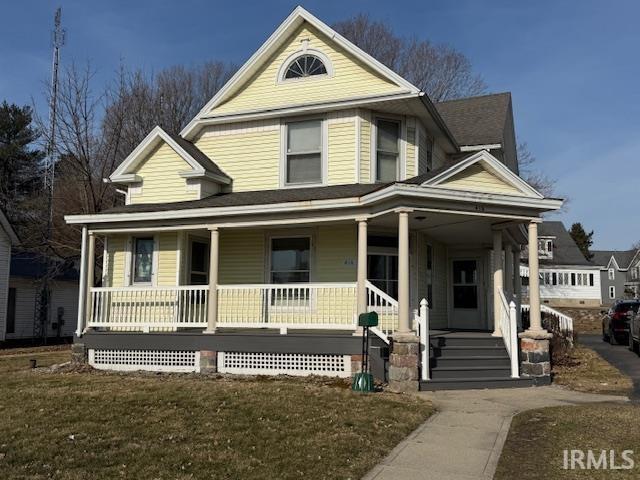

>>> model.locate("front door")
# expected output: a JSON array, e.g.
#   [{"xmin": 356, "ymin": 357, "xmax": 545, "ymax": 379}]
[{"xmin": 450, "ymin": 258, "xmax": 484, "ymax": 329}]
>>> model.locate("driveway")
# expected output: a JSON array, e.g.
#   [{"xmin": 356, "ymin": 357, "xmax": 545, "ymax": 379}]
[{"xmin": 580, "ymin": 333, "xmax": 640, "ymax": 400}]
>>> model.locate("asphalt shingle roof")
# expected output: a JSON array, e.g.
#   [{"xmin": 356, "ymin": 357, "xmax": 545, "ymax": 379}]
[
  {"xmin": 592, "ymin": 250, "xmax": 639, "ymax": 269},
  {"xmin": 167, "ymin": 132, "xmax": 230, "ymax": 180},
  {"xmin": 435, "ymin": 92, "xmax": 511, "ymax": 147}
]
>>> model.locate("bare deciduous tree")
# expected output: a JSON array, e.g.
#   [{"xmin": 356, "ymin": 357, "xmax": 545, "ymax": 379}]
[
  {"xmin": 517, "ymin": 142, "xmax": 557, "ymax": 198},
  {"xmin": 333, "ymin": 14, "xmax": 487, "ymax": 102}
]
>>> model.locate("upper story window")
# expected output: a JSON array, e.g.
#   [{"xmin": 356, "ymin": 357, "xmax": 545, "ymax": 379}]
[
  {"xmin": 608, "ymin": 268, "xmax": 616, "ymax": 280},
  {"xmin": 376, "ymin": 119, "xmax": 400, "ymax": 182},
  {"xmin": 284, "ymin": 54, "xmax": 327, "ymax": 80},
  {"xmin": 284, "ymin": 119, "xmax": 323, "ymax": 185},
  {"xmin": 538, "ymin": 239, "xmax": 553, "ymax": 259}
]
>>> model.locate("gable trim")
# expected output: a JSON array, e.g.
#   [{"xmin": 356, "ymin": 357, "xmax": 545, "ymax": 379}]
[
  {"xmin": 110, "ymin": 126, "xmax": 231, "ymax": 185},
  {"xmin": 180, "ymin": 6, "xmax": 419, "ymax": 139},
  {"xmin": 421, "ymin": 150, "xmax": 544, "ymax": 198}
]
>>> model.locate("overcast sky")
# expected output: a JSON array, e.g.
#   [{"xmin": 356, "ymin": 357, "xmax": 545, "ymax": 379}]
[{"xmin": 2, "ymin": 0, "xmax": 638, "ymax": 249}]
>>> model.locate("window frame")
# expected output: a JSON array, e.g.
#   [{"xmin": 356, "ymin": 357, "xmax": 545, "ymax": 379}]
[
  {"xmin": 608, "ymin": 268, "xmax": 615, "ymax": 280},
  {"xmin": 277, "ymin": 49, "xmax": 334, "ymax": 84},
  {"xmin": 371, "ymin": 115, "xmax": 406, "ymax": 183},
  {"xmin": 6, "ymin": 287, "xmax": 16, "ymax": 334},
  {"xmin": 280, "ymin": 117, "xmax": 327, "ymax": 188},
  {"xmin": 267, "ymin": 234, "xmax": 313, "ymax": 285},
  {"xmin": 127, "ymin": 235, "xmax": 158, "ymax": 286},
  {"xmin": 187, "ymin": 236, "xmax": 210, "ymax": 286},
  {"xmin": 609, "ymin": 285, "xmax": 616, "ymax": 299}
]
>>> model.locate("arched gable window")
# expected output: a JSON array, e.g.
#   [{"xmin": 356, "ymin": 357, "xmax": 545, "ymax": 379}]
[{"xmin": 283, "ymin": 54, "xmax": 328, "ymax": 79}]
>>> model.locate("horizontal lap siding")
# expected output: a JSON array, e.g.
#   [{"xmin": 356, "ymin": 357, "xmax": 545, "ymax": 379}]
[
  {"xmin": 327, "ymin": 119, "xmax": 356, "ymax": 185},
  {"xmin": 418, "ymin": 125, "xmax": 428, "ymax": 175},
  {"xmin": 196, "ymin": 127, "xmax": 280, "ymax": 192},
  {"xmin": 0, "ymin": 229, "xmax": 10, "ymax": 339},
  {"xmin": 129, "ymin": 143, "xmax": 198, "ymax": 204},
  {"xmin": 440, "ymin": 164, "xmax": 523, "ymax": 195},
  {"xmin": 6, "ymin": 277, "xmax": 36, "ymax": 338},
  {"xmin": 406, "ymin": 126, "xmax": 416, "ymax": 179},
  {"xmin": 211, "ymin": 24, "xmax": 402, "ymax": 115},
  {"xmin": 219, "ymin": 230, "xmax": 265, "ymax": 284},
  {"xmin": 106, "ymin": 235, "xmax": 127, "ymax": 288},
  {"xmin": 315, "ymin": 224, "xmax": 357, "ymax": 282},
  {"xmin": 157, "ymin": 233, "xmax": 178, "ymax": 286}
]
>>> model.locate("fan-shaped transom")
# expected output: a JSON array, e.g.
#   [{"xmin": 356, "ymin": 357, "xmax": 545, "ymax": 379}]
[{"xmin": 284, "ymin": 54, "xmax": 328, "ymax": 79}]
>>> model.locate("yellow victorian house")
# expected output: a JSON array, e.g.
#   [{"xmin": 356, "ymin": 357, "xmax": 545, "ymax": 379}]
[{"xmin": 66, "ymin": 6, "xmax": 563, "ymax": 391}]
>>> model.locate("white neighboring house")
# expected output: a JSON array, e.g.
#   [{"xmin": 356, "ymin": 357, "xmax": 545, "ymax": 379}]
[
  {"xmin": 0, "ymin": 210, "xmax": 20, "ymax": 342},
  {"xmin": 5, "ymin": 251, "xmax": 79, "ymax": 342},
  {"xmin": 521, "ymin": 221, "xmax": 601, "ymax": 307}
]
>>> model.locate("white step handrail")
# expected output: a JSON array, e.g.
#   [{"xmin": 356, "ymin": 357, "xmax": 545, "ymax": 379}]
[
  {"xmin": 365, "ymin": 281, "xmax": 399, "ymax": 342},
  {"xmin": 521, "ymin": 303, "xmax": 574, "ymax": 342},
  {"xmin": 416, "ymin": 298, "xmax": 429, "ymax": 381},
  {"xmin": 498, "ymin": 287, "xmax": 519, "ymax": 378}
]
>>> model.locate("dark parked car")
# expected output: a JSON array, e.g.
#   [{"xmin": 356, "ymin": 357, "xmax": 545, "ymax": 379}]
[
  {"xmin": 602, "ymin": 300, "xmax": 640, "ymax": 345},
  {"xmin": 629, "ymin": 306, "xmax": 640, "ymax": 354}
]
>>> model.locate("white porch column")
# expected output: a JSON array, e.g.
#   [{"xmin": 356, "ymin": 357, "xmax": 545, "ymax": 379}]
[
  {"xmin": 397, "ymin": 209, "xmax": 411, "ymax": 334},
  {"xmin": 84, "ymin": 233, "xmax": 96, "ymax": 329},
  {"xmin": 205, "ymin": 227, "xmax": 219, "ymax": 334},
  {"xmin": 505, "ymin": 243, "xmax": 514, "ymax": 299},
  {"xmin": 526, "ymin": 221, "xmax": 544, "ymax": 334},
  {"xmin": 75, "ymin": 226, "xmax": 89, "ymax": 337},
  {"xmin": 492, "ymin": 229, "xmax": 504, "ymax": 337},
  {"xmin": 356, "ymin": 218, "xmax": 368, "ymax": 315}
]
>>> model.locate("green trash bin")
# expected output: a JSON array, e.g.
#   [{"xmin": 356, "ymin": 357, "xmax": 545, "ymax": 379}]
[{"xmin": 352, "ymin": 312, "xmax": 378, "ymax": 393}]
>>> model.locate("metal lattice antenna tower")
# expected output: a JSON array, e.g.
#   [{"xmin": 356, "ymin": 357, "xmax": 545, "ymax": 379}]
[{"xmin": 35, "ymin": 7, "xmax": 65, "ymax": 343}]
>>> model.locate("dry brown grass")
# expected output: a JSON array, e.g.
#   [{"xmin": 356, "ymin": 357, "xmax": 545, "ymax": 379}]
[
  {"xmin": 552, "ymin": 344, "xmax": 633, "ymax": 396},
  {"xmin": 496, "ymin": 403, "xmax": 640, "ymax": 479},
  {"xmin": 0, "ymin": 348, "xmax": 433, "ymax": 479}
]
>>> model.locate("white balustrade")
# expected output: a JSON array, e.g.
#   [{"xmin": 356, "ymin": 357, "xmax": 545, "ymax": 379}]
[
  {"xmin": 498, "ymin": 287, "xmax": 519, "ymax": 378},
  {"xmin": 88, "ymin": 286, "xmax": 209, "ymax": 331},
  {"xmin": 521, "ymin": 303, "xmax": 574, "ymax": 343},
  {"xmin": 365, "ymin": 281, "xmax": 399, "ymax": 340}
]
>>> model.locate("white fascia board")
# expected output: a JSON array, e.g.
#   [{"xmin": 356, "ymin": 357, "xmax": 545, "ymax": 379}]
[
  {"xmin": 65, "ymin": 182, "xmax": 561, "ymax": 226},
  {"xmin": 607, "ymin": 256, "xmax": 620, "ymax": 270},
  {"xmin": 180, "ymin": 6, "xmax": 419, "ymax": 139},
  {"xmin": 422, "ymin": 150, "xmax": 545, "ymax": 199},
  {"xmin": 179, "ymin": 170, "xmax": 232, "ymax": 185},
  {"xmin": 459, "ymin": 144, "xmax": 502, "ymax": 152}
]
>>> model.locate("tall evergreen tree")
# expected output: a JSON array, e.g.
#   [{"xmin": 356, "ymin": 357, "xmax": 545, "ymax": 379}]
[
  {"xmin": 569, "ymin": 222, "xmax": 594, "ymax": 261},
  {"xmin": 0, "ymin": 101, "xmax": 43, "ymax": 215}
]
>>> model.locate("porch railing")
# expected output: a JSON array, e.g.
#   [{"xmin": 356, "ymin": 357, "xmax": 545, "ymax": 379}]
[
  {"xmin": 497, "ymin": 287, "xmax": 519, "ymax": 378},
  {"xmin": 88, "ymin": 285, "xmax": 209, "ymax": 331},
  {"xmin": 216, "ymin": 283, "xmax": 358, "ymax": 331},
  {"xmin": 365, "ymin": 281, "xmax": 399, "ymax": 340},
  {"xmin": 521, "ymin": 303, "xmax": 574, "ymax": 344}
]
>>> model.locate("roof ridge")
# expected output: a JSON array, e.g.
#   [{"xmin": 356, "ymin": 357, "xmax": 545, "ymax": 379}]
[{"xmin": 436, "ymin": 92, "xmax": 511, "ymax": 105}]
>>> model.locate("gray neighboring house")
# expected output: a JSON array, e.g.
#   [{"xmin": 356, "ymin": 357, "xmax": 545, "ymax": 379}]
[
  {"xmin": 521, "ymin": 221, "xmax": 601, "ymax": 307},
  {"xmin": 592, "ymin": 249, "xmax": 640, "ymax": 303}
]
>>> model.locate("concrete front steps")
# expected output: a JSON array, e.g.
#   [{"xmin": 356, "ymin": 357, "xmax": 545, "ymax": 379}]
[{"xmin": 420, "ymin": 331, "xmax": 534, "ymax": 391}]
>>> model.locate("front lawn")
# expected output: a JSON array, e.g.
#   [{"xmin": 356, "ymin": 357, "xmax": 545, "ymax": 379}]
[
  {"xmin": 552, "ymin": 343, "xmax": 633, "ymax": 396},
  {"xmin": 0, "ymin": 348, "xmax": 433, "ymax": 479},
  {"xmin": 495, "ymin": 404, "xmax": 640, "ymax": 479}
]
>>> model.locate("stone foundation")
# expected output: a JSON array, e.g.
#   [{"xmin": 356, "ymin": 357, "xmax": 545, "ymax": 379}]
[
  {"xmin": 199, "ymin": 350, "xmax": 217, "ymax": 374},
  {"xmin": 388, "ymin": 334, "xmax": 419, "ymax": 392},
  {"xmin": 71, "ymin": 343, "xmax": 87, "ymax": 365},
  {"xmin": 519, "ymin": 331, "xmax": 552, "ymax": 385}
]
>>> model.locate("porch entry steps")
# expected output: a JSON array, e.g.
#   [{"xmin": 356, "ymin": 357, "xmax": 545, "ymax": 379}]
[{"xmin": 420, "ymin": 331, "xmax": 534, "ymax": 391}]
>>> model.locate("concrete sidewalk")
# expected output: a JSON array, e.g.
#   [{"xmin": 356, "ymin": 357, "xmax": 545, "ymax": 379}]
[{"xmin": 363, "ymin": 386, "xmax": 627, "ymax": 480}]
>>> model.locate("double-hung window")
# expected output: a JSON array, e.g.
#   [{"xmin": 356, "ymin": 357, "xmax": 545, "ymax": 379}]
[
  {"xmin": 270, "ymin": 237, "xmax": 311, "ymax": 284},
  {"xmin": 608, "ymin": 268, "xmax": 615, "ymax": 280},
  {"xmin": 285, "ymin": 120, "xmax": 322, "ymax": 185},
  {"xmin": 132, "ymin": 237, "xmax": 154, "ymax": 284},
  {"xmin": 376, "ymin": 119, "xmax": 400, "ymax": 182}
]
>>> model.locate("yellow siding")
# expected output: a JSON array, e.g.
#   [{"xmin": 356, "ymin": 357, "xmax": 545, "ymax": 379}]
[
  {"xmin": 211, "ymin": 23, "xmax": 403, "ymax": 115},
  {"xmin": 129, "ymin": 143, "xmax": 198, "ymax": 204},
  {"xmin": 327, "ymin": 119, "xmax": 356, "ymax": 185},
  {"xmin": 315, "ymin": 224, "xmax": 357, "ymax": 282},
  {"xmin": 157, "ymin": 233, "xmax": 178, "ymax": 286},
  {"xmin": 219, "ymin": 229, "xmax": 266, "ymax": 284},
  {"xmin": 439, "ymin": 163, "xmax": 524, "ymax": 195},
  {"xmin": 406, "ymin": 126, "xmax": 416, "ymax": 179},
  {"xmin": 106, "ymin": 235, "xmax": 127, "ymax": 287},
  {"xmin": 195, "ymin": 125, "xmax": 280, "ymax": 192},
  {"xmin": 359, "ymin": 111, "xmax": 372, "ymax": 183}
]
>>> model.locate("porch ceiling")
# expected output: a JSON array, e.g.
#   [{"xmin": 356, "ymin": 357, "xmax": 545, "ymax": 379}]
[{"xmin": 369, "ymin": 211, "xmax": 525, "ymax": 246}]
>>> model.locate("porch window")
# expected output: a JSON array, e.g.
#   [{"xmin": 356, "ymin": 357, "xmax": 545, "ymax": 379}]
[
  {"xmin": 376, "ymin": 119, "xmax": 400, "ymax": 182},
  {"xmin": 452, "ymin": 260, "xmax": 478, "ymax": 309},
  {"xmin": 132, "ymin": 237, "xmax": 154, "ymax": 284},
  {"xmin": 368, "ymin": 254, "xmax": 398, "ymax": 299},
  {"xmin": 285, "ymin": 120, "xmax": 322, "ymax": 185},
  {"xmin": 270, "ymin": 237, "xmax": 311, "ymax": 283},
  {"xmin": 189, "ymin": 239, "xmax": 209, "ymax": 285}
]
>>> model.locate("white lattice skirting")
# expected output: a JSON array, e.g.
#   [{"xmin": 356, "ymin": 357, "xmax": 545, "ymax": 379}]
[
  {"xmin": 218, "ymin": 352, "xmax": 352, "ymax": 378},
  {"xmin": 89, "ymin": 349, "xmax": 200, "ymax": 373}
]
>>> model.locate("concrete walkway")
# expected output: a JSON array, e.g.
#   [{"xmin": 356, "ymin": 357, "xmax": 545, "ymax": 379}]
[{"xmin": 364, "ymin": 386, "xmax": 627, "ymax": 480}]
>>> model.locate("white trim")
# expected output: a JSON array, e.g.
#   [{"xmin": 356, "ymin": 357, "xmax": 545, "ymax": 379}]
[
  {"xmin": 279, "ymin": 116, "xmax": 327, "ymax": 188},
  {"xmin": 101, "ymin": 236, "xmax": 109, "ymax": 286},
  {"xmin": 606, "ymin": 256, "xmax": 620, "ymax": 270},
  {"xmin": 414, "ymin": 125, "xmax": 420, "ymax": 177},
  {"xmin": 267, "ymin": 233, "xmax": 314, "ymax": 283},
  {"xmin": 180, "ymin": 6, "xmax": 418, "ymax": 139},
  {"xmin": 355, "ymin": 112, "xmax": 361, "ymax": 183},
  {"xmin": 67, "ymin": 184, "xmax": 562, "ymax": 225},
  {"xmin": 109, "ymin": 126, "xmax": 231, "ymax": 185},
  {"xmin": 609, "ymin": 285, "xmax": 616, "ymax": 299},
  {"xmin": 276, "ymin": 48, "xmax": 334, "ymax": 83},
  {"xmin": 371, "ymin": 114, "xmax": 405, "ymax": 183},
  {"xmin": 459, "ymin": 144, "xmax": 502, "ymax": 152},
  {"xmin": 176, "ymin": 231, "xmax": 184, "ymax": 285},
  {"xmin": 128, "ymin": 235, "xmax": 158, "ymax": 287},
  {"xmin": 422, "ymin": 150, "xmax": 544, "ymax": 198}
]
